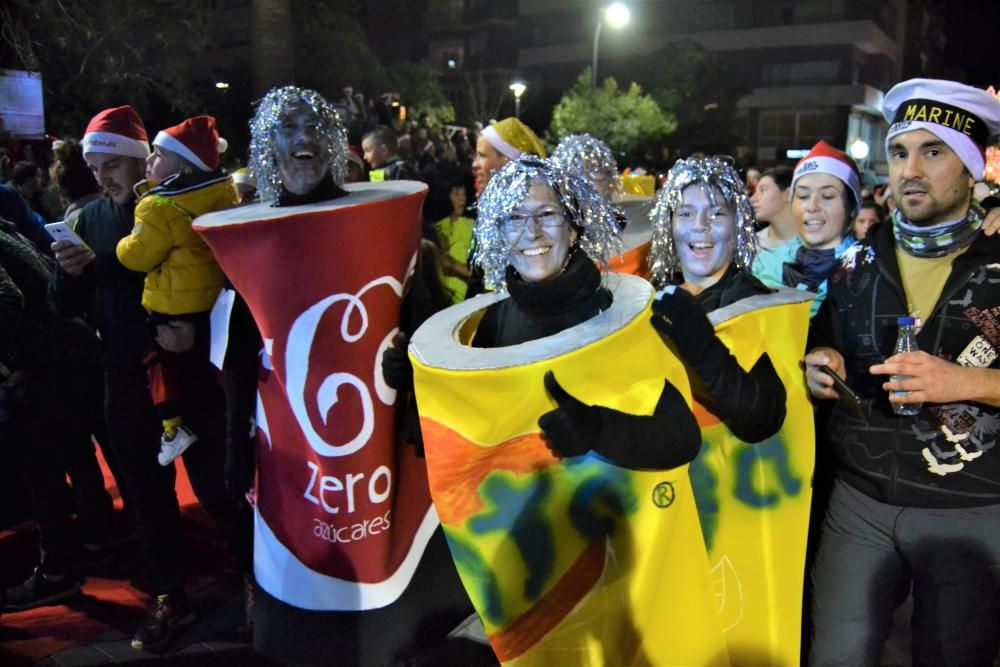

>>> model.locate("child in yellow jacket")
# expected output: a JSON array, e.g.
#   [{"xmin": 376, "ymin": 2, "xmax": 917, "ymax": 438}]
[{"xmin": 117, "ymin": 116, "xmax": 238, "ymax": 465}]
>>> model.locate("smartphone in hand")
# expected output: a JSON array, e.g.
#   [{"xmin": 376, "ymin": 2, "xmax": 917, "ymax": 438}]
[
  {"xmin": 45, "ymin": 221, "xmax": 90, "ymax": 249},
  {"xmin": 818, "ymin": 365, "xmax": 868, "ymax": 424}
]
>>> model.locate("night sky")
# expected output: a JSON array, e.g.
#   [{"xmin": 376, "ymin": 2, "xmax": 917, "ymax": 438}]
[{"xmin": 943, "ymin": 3, "xmax": 1000, "ymax": 86}]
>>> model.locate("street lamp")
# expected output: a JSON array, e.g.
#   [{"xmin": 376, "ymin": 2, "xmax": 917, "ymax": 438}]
[
  {"xmin": 509, "ymin": 81, "xmax": 527, "ymax": 118},
  {"xmin": 849, "ymin": 138, "xmax": 870, "ymax": 161},
  {"xmin": 592, "ymin": 2, "xmax": 631, "ymax": 90}
]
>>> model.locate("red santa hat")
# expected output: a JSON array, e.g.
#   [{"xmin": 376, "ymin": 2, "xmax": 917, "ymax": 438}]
[
  {"xmin": 153, "ymin": 115, "xmax": 228, "ymax": 172},
  {"xmin": 791, "ymin": 140, "xmax": 862, "ymax": 215},
  {"xmin": 82, "ymin": 105, "xmax": 150, "ymax": 159}
]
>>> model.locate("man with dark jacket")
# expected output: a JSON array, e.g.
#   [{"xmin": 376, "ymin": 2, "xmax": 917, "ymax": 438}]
[
  {"xmin": 805, "ymin": 79, "xmax": 1000, "ymax": 666},
  {"xmin": 361, "ymin": 125, "xmax": 417, "ymax": 181},
  {"xmin": 48, "ymin": 105, "xmax": 250, "ymax": 651}
]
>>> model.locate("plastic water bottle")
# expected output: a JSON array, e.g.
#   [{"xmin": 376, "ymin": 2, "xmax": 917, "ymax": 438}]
[{"xmin": 891, "ymin": 316, "xmax": 922, "ymax": 416}]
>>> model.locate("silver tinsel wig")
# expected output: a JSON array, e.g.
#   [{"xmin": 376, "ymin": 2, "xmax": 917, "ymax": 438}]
[
  {"xmin": 648, "ymin": 156, "xmax": 759, "ymax": 287},
  {"xmin": 473, "ymin": 155, "xmax": 623, "ymax": 291},
  {"xmin": 247, "ymin": 86, "xmax": 349, "ymax": 204},
  {"xmin": 550, "ymin": 133, "xmax": 623, "ymax": 200}
]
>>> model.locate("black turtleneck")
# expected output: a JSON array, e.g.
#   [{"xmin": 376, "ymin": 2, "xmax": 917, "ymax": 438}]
[
  {"xmin": 472, "ymin": 250, "xmax": 612, "ymax": 348},
  {"xmin": 275, "ymin": 174, "xmax": 348, "ymax": 207},
  {"xmin": 695, "ymin": 263, "xmax": 773, "ymax": 312}
]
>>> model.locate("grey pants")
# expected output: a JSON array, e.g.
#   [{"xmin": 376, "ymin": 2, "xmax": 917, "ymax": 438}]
[{"xmin": 809, "ymin": 478, "xmax": 1000, "ymax": 666}]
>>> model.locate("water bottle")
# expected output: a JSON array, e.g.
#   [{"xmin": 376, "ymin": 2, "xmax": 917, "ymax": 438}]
[{"xmin": 891, "ymin": 316, "xmax": 922, "ymax": 416}]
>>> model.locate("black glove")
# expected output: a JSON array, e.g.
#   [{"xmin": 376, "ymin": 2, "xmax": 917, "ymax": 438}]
[
  {"xmin": 651, "ymin": 288, "xmax": 786, "ymax": 442},
  {"xmin": 650, "ymin": 287, "xmax": 722, "ymax": 362},
  {"xmin": 537, "ymin": 371, "xmax": 600, "ymax": 459},
  {"xmin": 538, "ymin": 371, "xmax": 702, "ymax": 470},
  {"xmin": 381, "ymin": 332, "xmax": 413, "ymax": 391}
]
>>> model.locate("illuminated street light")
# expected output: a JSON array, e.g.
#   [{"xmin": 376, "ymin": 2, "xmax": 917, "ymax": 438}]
[
  {"xmin": 592, "ymin": 3, "xmax": 631, "ymax": 90},
  {"xmin": 509, "ymin": 81, "xmax": 527, "ymax": 118},
  {"xmin": 849, "ymin": 138, "xmax": 870, "ymax": 161},
  {"xmin": 214, "ymin": 81, "xmax": 230, "ymax": 90}
]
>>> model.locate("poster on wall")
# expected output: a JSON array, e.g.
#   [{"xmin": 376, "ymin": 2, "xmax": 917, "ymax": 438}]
[{"xmin": 0, "ymin": 70, "xmax": 45, "ymax": 139}]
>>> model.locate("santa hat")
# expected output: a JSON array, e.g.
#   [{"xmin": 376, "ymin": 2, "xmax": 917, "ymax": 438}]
[
  {"xmin": 82, "ymin": 105, "xmax": 150, "ymax": 159},
  {"xmin": 153, "ymin": 115, "xmax": 228, "ymax": 172},
  {"xmin": 480, "ymin": 117, "xmax": 546, "ymax": 160},
  {"xmin": 792, "ymin": 140, "xmax": 862, "ymax": 215},
  {"xmin": 883, "ymin": 78, "xmax": 1000, "ymax": 180}
]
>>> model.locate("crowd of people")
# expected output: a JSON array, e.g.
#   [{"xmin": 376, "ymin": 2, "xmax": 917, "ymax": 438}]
[{"xmin": 1, "ymin": 74, "xmax": 1000, "ymax": 666}]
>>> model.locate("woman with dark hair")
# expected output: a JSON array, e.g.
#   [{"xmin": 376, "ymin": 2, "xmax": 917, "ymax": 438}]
[{"xmin": 752, "ymin": 141, "xmax": 860, "ymax": 317}]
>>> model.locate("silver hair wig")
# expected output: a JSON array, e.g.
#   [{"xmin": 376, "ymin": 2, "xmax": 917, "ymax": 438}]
[
  {"xmin": 550, "ymin": 133, "xmax": 623, "ymax": 199},
  {"xmin": 473, "ymin": 155, "xmax": 623, "ymax": 291},
  {"xmin": 247, "ymin": 86, "xmax": 349, "ymax": 204},
  {"xmin": 648, "ymin": 156, "xmax": 758, "ymax": 287}
]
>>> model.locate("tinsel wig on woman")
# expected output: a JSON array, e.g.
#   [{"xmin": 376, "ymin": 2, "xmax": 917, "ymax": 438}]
[
  {"xmin": 248, "ymin": 85, "xmax": 349, "ymax": 204},
  {"xmin": 648, "ymin": 156, "xmax": 758, "ymax": 287},
  {"xmin": 550, "ymin": 133, "xmax": 624, "ymax": 200},
  {"xmin": 473, "ymin": 155, "xmax": 623, "ymax": 291}
]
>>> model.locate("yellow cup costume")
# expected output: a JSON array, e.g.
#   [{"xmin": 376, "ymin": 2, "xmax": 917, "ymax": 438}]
[
  {"xmin": 410, "ymin": 274, "xmax": 729, "ymax": 666},
  {"xmin": 691, "ymin": 289, "xmax": 815, "ymax": 666}
]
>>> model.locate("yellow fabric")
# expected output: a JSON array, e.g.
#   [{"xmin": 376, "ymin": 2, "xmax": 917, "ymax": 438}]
[
  {"xmin": 369, "ymin": 168, "xmax": 386, "ymax": 182},
  {"xmin": 491, "ymin": 117, "xmax": 547, "ymax": 158},
  {"xmin": 411, "ymin": 293, "xmax": 729, "ymax": 666},
  {"xmin": 895, "ymin": 245, "xmax": 968, "ymax": 323},
  {"xmin": 117, "ymin": 177, "xmax": 238, "ymax": 315},
  {"xmin": 434, "ymin": 215, "xmax": 474, "ymax": 303},
  {"xmin": 689, "ymin": 294, "xmax": 814, "ymax": 666},
  {"xmin": 621, "ymin": 175, "xmax": 655, "ymax": 197}
]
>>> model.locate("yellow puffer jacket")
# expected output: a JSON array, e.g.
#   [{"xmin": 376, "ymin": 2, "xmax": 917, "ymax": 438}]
[{"xmin": 117, "ymin": 172, "xmax": 238, "ymax": 315}]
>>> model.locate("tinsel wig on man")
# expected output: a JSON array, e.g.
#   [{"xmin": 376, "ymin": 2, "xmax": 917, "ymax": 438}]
[{"xmin": 248, "ymin": 85, "xmax": 349, "ymax": 204}]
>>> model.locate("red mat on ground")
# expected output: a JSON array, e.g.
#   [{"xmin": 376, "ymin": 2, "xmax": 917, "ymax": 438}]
[{"xmin": 0, "ymin": 447, "xmax": 233, "ymax": 665}]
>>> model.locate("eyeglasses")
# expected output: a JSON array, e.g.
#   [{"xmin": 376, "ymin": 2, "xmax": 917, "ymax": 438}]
[{"xmin": 501, "ymin": 208, "xmax": 567, "ymax": 234}]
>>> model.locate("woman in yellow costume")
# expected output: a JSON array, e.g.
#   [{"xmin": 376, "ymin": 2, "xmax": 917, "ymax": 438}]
[
  {"xmin": 405, "ymin": 155, "xmax": 735, "ymax": 666},
  {"xmin": 470, "ymin": 155, "xmax": 700, "ymax": 466},
  {"xmin": 647, "ymin": 156, "xmax": 787, "ymax": 442}
]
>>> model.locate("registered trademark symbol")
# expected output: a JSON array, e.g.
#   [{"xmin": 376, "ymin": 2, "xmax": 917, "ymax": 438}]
[{"xmin": 652, "ymin": 481, "xmax": 675, "ymax": 508}]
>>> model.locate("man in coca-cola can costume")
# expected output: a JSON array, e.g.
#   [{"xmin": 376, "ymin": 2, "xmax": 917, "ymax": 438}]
[{"xmin": 194, "ymin": 87, "xmax": 477, "ymax": 665}]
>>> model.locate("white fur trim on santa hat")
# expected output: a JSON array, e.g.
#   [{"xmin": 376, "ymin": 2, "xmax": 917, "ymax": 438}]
[
  {"xmin": 792, "ymin": 155, "xmax": 862, "ymax": 214},
  {"xmin": 886, "ymin": 121, "xmax": 985, "ymax": 180},
  {"xmin": 154, "ymin": 130, "xmax": 212, "ymax": 171},
  {"xmin": 481, "ymin": 125, "xmax": 522, "ymax": 161},
  {"xmin": 82, "ymin": 131, "xmax": 150, "ymax": 159}
]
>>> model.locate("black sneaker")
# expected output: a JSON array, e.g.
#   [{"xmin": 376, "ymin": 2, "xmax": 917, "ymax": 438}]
[
  {"xmin": 131, "ymin": 593, "xmax": 195, "ymax": 651},
  {"xmin": 2, "ymin": 567, "xmax": 81, "ymax": 612}
]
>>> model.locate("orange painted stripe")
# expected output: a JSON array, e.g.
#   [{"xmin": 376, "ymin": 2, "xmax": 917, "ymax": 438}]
[
  {"xmin": 420, "ymin": 418, "xmax": 560, "ymax": 525},
  {"xmin": 488, "ymin": 540, "xmax": 607, "ymax": 662}
]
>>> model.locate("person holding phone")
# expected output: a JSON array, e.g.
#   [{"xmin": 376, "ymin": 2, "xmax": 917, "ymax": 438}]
[{"xmin": 805, "ymin": 79, "xmax": 1000, "ymax": 666}]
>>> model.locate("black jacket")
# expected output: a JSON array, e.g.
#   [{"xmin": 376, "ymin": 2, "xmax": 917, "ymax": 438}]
[
  {"xmin": 51, "ymin": 197, "xmax": 147, "ymax": 372},
  {"xmin": 810, "ymin": 221, "xmax": 1000, "ymax": 508}
]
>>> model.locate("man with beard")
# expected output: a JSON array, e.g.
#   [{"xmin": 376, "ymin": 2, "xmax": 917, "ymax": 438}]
[
  {"xmin": 45, "ymin": 105, "xmax": 251, "ymax": 651},
  {"xmin": 804, "ymin": 80, "xmax": 1000, "ymax": 665}
]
